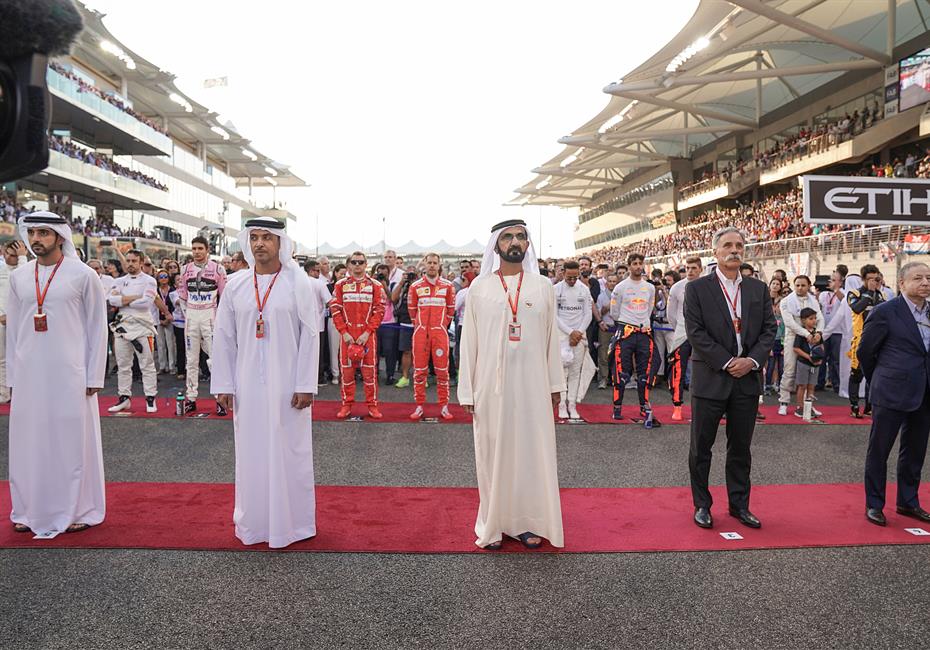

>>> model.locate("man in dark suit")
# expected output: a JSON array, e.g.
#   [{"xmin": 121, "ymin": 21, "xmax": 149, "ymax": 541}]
[
  {"xmin": 684, "ymin": 227, "xmax": 776, "ymax": 529},
  {"xmin": 857, "ymin": 261, "xmax": 930, "ymax": 526}
]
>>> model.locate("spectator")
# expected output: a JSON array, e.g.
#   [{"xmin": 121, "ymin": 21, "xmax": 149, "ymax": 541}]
[{"xmin": 778, "ymin": 275, "xmax": 825, "ymax": 416}]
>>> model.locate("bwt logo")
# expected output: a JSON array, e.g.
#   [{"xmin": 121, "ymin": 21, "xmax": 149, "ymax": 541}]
[{"xmin": 822, "ymin": 187, "xmax": 930, "ymax": 216}]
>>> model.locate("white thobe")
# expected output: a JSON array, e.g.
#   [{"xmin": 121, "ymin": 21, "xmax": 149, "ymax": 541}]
[
  {"xmin": 457, "ymin": 271, "xmax": 566, "ymax": 548},
  {"xmin": 210, "ymin": 270, "xmax": 320, "ymax": 548},
  {"xmin": 7, "ymin": 258, "xmax": 108, "ymax": 536},
  {"xmin": 0, "ymin": 255, "xmax": 27, "ymax": 400}
]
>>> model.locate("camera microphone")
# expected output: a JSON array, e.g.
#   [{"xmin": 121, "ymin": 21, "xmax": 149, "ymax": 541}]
[{"xmin": 0, "ymin": 0, "xmax": 83, "ymax": 183}]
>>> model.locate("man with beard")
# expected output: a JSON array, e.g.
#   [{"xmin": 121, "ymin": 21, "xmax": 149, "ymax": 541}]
[
  {"xmin": 408, "ymin": 253, "xmax": 455, "ymax": 420},
  {"xmin": 211, "ymin": 218, "xmax": 320, "ymax": 547},
  {"xmin": 7, "ymin": 212, "xmax": 107, "ymax": 536},
  {"xmin": 609, "ymin": 253, "xmax": 660, "ymax": 425},
  {"xmin": 458, "ymin": 219, "xmax": 565, "ymax": 550},
  {"xmin": 685, "ymin": 227, "xmax": 776, "ymax": 530},
  {"xmin": 107, "ymin": 249, "xmax": 158, "ymax": 414}
]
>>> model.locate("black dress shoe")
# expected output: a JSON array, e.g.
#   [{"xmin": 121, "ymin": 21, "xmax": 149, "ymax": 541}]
[
  {"xmin": 896, "ymin": 505, "xmax": 930, "ymax": 523},
  {"xmin": 693, "ymin": 507, "xmax": 713, "ymax": 528},
  {"xmin": 866, "ymin": 508, "xmax": 886, "ymax": 526},
  {"xmin": 728, "ymin": 508, "xmax": 761, "ymax": 528}
]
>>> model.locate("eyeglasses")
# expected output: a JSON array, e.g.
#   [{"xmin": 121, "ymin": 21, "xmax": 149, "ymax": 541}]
[
  {"xmin": 348, "ymin": 260, "xmax": 366, "ymax": 265},
  {"xmin": 498, "ymin": 232, "xmax": 528, "ymax": 244}
]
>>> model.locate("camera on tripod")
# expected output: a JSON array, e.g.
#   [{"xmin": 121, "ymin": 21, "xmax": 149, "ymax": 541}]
[{"xmin": 0, "ymin": 0, "xmax": 83, "ymax": 183}]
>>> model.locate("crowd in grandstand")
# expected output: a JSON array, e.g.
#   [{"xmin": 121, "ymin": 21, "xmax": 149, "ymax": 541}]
[
  {"xmin": 586, "ymin": 189, "xmax": 854, "ymax": 266},
  {"xmin": 1, "ymin": 192, "xmax": 153, "ymax": 239},
  {"xmin": 680, "ymin": 105, "xmax": 883, "ymax": 200},
  {"xmin": 49, "ymin": 62, "xmax": 170, "ymax": 136},
  {"xmin": 50, "ymin": 135, "xmax": 169, "ymax": 192}
]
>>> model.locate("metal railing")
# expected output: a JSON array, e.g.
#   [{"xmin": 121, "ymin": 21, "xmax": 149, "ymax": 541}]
[{"xmin": 645, "ymin": 224, "xmax": 924, "ymax": 266}]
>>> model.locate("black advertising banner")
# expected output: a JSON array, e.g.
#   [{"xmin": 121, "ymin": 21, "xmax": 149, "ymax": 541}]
[{"xmin": 802, "ymin": 175, "xmax": 930, "ymax": 226}]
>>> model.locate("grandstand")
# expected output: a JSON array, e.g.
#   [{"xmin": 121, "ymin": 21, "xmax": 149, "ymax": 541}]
[
  {"xmin": 5, "ymin": 2, "xmax": 304, "ymax": 259},
  {"xmin": 510, "ymin": 0, "xmax": 930, "ymax": 281}
]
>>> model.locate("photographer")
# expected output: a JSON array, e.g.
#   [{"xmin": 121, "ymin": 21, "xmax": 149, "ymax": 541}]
[
  {"xmin": 391, "ymin": 264, "xmax": 419, "ymax": 387},
  {"xmin": 374, "ymin": 263, "xmax": 399, "ymax": 385}
]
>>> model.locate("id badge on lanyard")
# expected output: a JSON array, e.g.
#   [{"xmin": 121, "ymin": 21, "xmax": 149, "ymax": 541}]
[{"xmin": 498, "ymin": 270, "xmax": 524, "ymax": 343}]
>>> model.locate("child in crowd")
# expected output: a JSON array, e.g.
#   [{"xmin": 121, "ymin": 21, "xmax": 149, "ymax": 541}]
[{"xmin": 792, "ymin": 307, "xmax": 825, "ymax": 418}]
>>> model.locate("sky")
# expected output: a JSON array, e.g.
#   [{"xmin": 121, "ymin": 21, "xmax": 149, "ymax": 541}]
[{"xmin": 85, "ymin": 0, "xmax": 698, "ymax": 257}]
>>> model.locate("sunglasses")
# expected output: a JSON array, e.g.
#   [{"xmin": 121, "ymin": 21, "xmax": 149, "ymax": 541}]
[
  {"xmin": 348, "ymin": 260, "xmax": 366, "ymax": 265},
  {"xmin": 157, "ymin": 273, "xmax": 169, "ymax": 278}
]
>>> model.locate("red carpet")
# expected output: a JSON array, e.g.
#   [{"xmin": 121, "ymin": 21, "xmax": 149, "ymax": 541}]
[
  {"xmin": 1, "ymin": 481, "xmax": 927, "ymax": 553},
  {"xmin": 0, "ymin": 398, "xmax": 868, "ymax": 425}
]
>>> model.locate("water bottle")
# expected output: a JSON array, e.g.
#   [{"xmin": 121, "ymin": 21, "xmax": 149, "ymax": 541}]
[
  {"xmin": 644, "ymin": 405, "xmax": 654, "ymax": 429},
  {"xmin": 803, "ymin": 398, "xmax": 813, "ymax": 421},
  {"xmin": 175, "ymin": 391, "xmax": 185, "ymax": 416}
]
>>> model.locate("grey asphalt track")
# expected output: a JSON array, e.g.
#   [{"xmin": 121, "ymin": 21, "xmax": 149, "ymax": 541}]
[{"xmin": 2, "ymin": 373, "xmax": 928, "ymax": 648}]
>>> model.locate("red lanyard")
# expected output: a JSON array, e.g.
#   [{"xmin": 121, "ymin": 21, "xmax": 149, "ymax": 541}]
[
  {"xmin": 253, "ymin": 268, "xmax": 281, "ymax": 319},
  {"xmin": 497, "ymin": 270, "xmax": 523, "ymax": 323},
  {"xmin": 35, "ymin": 256, "xmax": 64, "ymax": 315},
  {"xmin": 717, "ymin": 276, "xmax": 740, "ymax": 316}
]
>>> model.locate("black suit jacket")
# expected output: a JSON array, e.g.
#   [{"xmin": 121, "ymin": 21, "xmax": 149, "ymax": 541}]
[
  {"xmin": 684, "ymin": 273, "xmax": 777, "ymax": 400},
  {"xmin": 857, "ymin": 296, "xmax": 930, "ymax": 411}
]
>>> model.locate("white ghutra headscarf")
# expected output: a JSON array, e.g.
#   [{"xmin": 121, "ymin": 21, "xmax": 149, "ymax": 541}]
[
  {"xmin": 478, "ymin": 218, "xmax": 539, "ymax": 279},
  {"xmin": 237, "ymin": 217, "xmax": 318, "ymax": 330},
  {"xmin": 18, "ymin": 211, "xmax": 79, "ymax": 258}
]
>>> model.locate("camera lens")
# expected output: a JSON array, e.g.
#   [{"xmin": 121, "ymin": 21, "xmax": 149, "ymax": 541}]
[{"xmin": 0, "ymin": 64, "xmax": 12, "ymax": 156}]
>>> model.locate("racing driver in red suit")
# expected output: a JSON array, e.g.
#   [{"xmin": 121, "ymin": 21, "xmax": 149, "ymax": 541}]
[
  {"xmin": 329, "ymin": 251, "xmax": 385, "ymax": 419},
  {"xmin": 408, "ymin": 253, "xmax": 456, "ymax": 420}
]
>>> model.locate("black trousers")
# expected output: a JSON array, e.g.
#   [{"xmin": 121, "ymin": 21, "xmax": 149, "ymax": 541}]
[
  {"xmin": 689, "ymin": 391, "xmax": 759, "ymax": 510},
  {"xmin": 849, "ymin": 367, "xmax": 870, "ymax": 409},
  {"xmin": 612, "ymin": 330, "xmax": 658, "ymax": 408},
  {"xmin": 864, "ymin": 392, "xmax": 930, "ymax": 510}
]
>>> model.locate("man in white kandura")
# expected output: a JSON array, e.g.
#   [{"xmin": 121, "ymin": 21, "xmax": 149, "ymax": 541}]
[
  {"xmin": 458, "ymin": 218, "xmax": 565, "ymax": 550},
  {"xmin": 7, "ymin": 212, "xmax": 107, "ymax": 537},
  {"xmin": 554, "ymin": 259, "xmax": 593, "ymax": 420},
  {"xmin": 211, "ymin": 217, "xmax": 321, "ymax": 548},
  {"xmin": 0, "ymin": 240, "xmax": 28, "ymax": 404}
]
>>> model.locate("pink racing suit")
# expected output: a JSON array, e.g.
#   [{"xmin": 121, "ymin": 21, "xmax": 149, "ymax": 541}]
[{"xmin": 177, "ymin": 259, "xmax": 226, "ymax": 400}]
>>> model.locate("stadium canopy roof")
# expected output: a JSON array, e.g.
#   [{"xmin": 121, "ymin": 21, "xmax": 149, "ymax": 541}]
[
  {"xmin": 70, "ymin": 4, "xmax": 306, "ymax": 189},
  {"xmin": 511, "ymin": 0, "xmax": 925, "ymax": 207}
]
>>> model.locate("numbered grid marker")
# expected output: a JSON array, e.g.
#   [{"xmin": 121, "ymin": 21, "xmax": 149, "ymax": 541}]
[
  {"xmin": 904, "ymin": 528, "xmax": 930, "ymax": 536},
  {"xmin": 720, "ymin": 532, "xmax": 743, "ymax": 540}
]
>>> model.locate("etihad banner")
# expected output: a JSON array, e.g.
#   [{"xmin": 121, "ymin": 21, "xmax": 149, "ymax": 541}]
[{"xmin": 802, "ymin": 175, "xmax": 930, "ymax": 226}]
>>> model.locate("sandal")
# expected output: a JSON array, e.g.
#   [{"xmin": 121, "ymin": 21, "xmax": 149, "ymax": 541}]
[
  {"xmin": 483, "ymin": 540, "xmax": 502, "ymax": 550},
  {"xmin": 65, "ymin": 523, "xmax": 90, "ymax": 533},
  {"xmin": 516, "ymin": 532, "xmax": 542, "ymax": 549},
  {"xmin": 13, "ymin": 523, "xmax": 30, "ymax": 533}
]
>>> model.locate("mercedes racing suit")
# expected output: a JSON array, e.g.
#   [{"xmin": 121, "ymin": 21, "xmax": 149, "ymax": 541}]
[
  {"xmin": 408, "ymin": 276, "xmax": 455, "ymax": 406},
  {"xmin": 178, "ymin": 259, "xmax": 226, "ymax": 400},
  {"xmin": 329, "ymin": 275, "xmax": 385, "ymax": 406}
]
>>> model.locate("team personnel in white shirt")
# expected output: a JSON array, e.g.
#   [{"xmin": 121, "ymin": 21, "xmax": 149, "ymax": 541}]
[
  {"xmin": 777, "ymin": 275, "xmax": 824, "ymax": 415},
  {"xmin": 609, "ymin": 253, "xmax": 660, "ymax": 425},
  {"xmin": 554, "ymin": 260, "xmax": 593, "ymax": 419},
  {"xmin": 108, "ymin": 249, "xmax": 159, "ymax": 413},
  {"xmin": 666, "ymin": 256, "xmax": 702, "ymax": 421}
]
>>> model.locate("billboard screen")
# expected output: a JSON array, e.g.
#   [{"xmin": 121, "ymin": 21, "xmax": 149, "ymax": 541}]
[
  {"xmin": 802, "ymin": 175, "xmax": 930, "ymax": 226},
  {"xmin": 899, "ymin": 47, "xmax": 930, "ymax": 112}
]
